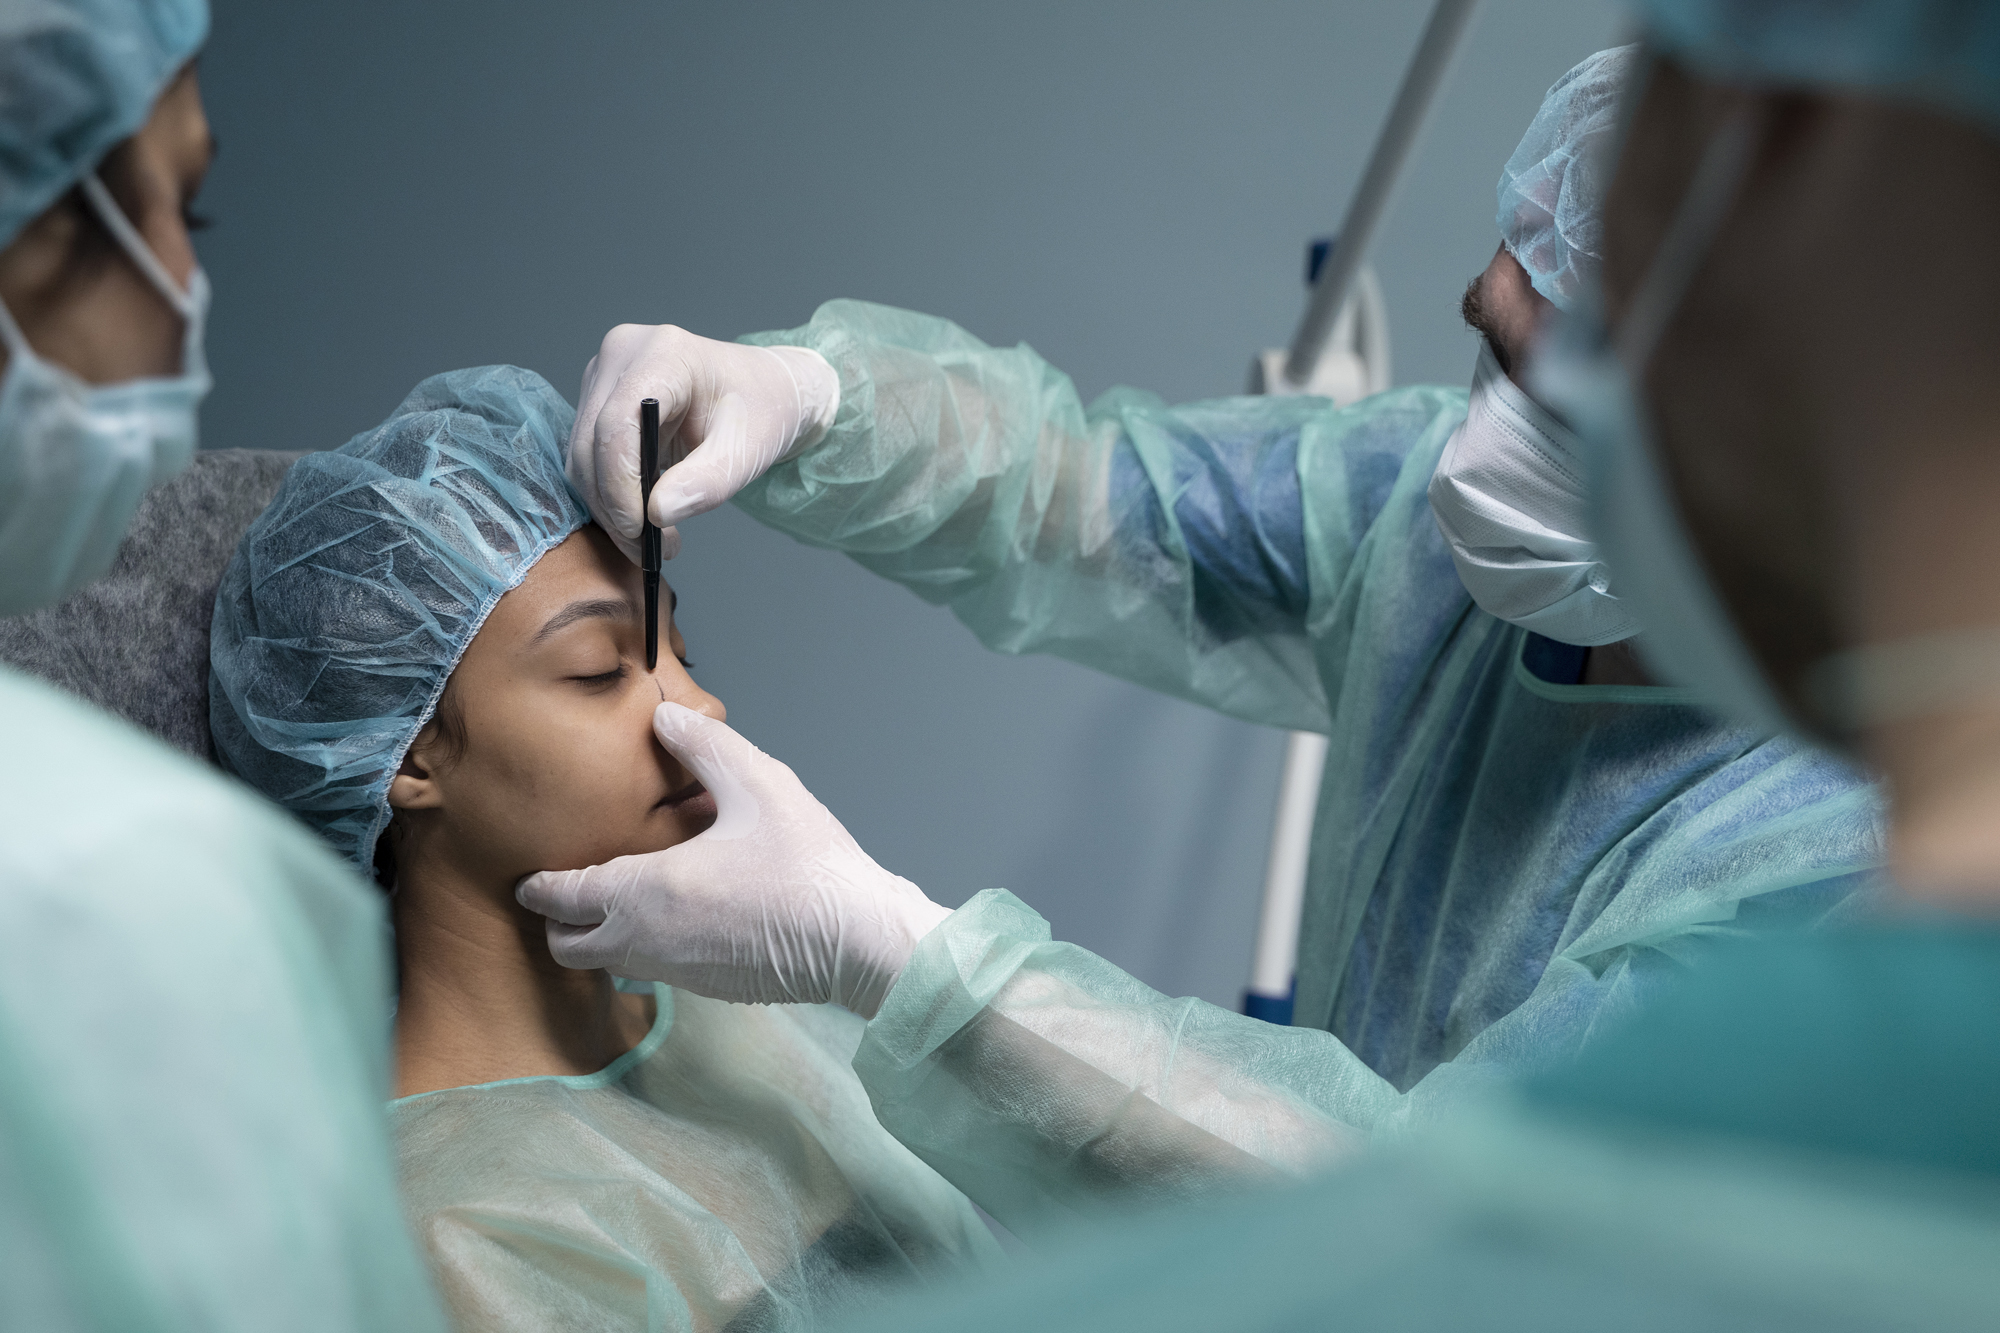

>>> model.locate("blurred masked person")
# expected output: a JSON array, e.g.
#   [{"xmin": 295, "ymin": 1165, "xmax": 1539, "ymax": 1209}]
[{"xmin": 0, "ymin": 2, "xmax": 443, "ymax": 1327}]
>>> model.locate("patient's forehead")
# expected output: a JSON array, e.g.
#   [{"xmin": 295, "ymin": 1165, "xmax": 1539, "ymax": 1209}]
[{"xmin": 484, "ymin": 526, "xmax": 634, "ymax": 638}]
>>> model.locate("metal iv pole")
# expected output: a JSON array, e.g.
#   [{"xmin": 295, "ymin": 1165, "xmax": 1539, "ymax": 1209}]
[{"xmin": 1243, "ymin": 0, "xmax": 1480, "ymax": 1024}]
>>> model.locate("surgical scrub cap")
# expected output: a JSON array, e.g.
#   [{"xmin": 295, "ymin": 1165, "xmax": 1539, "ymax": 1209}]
[
  {"xmin": 0, "ymin": 0, "xmax": 208, "ymax": 250},
  {"xmin": 1496, "ymin": 45, "xmax": 1640, "ymax": 310},
  {"xmin": 1640, "ymin": 0, "xmax": 2000, "ymax": 138},
  {"xmin": 210, "ymin": 365, "xmax": 587, "ymax": 870}
]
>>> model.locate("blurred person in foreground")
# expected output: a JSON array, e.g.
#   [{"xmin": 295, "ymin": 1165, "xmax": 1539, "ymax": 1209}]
[{"xmin": 0, "ymin": 1, "xmax": 444, "ymax": 1326}]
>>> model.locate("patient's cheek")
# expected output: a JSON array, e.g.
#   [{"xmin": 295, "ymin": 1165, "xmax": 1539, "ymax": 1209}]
[{"xmin": 509, "ymin": 764, "xmax": 715, "ymax": 875}]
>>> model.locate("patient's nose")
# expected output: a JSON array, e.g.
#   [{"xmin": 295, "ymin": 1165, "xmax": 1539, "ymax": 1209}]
[{"xmin": 647, "ymin": 667, "xmax": 725, "ymax": 726}]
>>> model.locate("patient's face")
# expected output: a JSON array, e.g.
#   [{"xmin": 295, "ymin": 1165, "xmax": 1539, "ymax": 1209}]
[{"xmin": 394, "ymin": 524, "xmax": 725, "ymax": 885}]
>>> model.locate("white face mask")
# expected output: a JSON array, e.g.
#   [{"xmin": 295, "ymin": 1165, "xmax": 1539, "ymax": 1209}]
[
  {"xmin": 1427, "ymin": 339, "xmax": 1640, "ymax": 647},
  {"xmin": 0, "ymin": 173, "xmax": 210, "ymax": 618}
]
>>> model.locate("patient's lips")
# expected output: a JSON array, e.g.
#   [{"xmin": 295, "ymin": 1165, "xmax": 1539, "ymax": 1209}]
[{"xmin": 657, "ymin": 777, "xmax": 717, "ymax": 824}]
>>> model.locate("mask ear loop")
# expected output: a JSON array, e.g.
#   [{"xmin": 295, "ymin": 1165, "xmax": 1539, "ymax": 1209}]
[
  {"xmin": 1809, "ymin": 629, "xmax": 2000, "ymax": 732},
  {"xmin": 0, "ymin": 287, "xmax": 32, "ymax": 361},
  {"xmin": 77, "ymin": 174, "xmax": 198, "ymax": 323}
]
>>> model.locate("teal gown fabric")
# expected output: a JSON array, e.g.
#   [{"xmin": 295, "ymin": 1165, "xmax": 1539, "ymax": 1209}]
[
  {"xmin": 0, "ymin": 667, "xmax": 446, "ymax": 1332},
  {"xmin": 733, "ymin": 301, "xmax": 1883, "ymax": 1234},
  {"xmin": 832, "ymin": 921, "xmax": 2000, "ymax": 1331},
  {"xmin": 391, "ymin": 984, "xmax": 1002, "ymax": 1332}
]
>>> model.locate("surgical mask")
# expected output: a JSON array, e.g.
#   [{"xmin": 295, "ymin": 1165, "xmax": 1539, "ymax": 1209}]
[
  {"xmin": 1428, "ymin": 340, "xmax": 1640, "ymax": 647},
  {"xmin": 0, "ymin": 173, "xmax": 210, "ymax": 617},
  {"xmin": 1533, "ymin": 107, "xmax": 1791, "ymax": 735}
]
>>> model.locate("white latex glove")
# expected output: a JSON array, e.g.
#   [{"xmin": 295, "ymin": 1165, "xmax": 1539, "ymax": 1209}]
[
  {"xmin": 569, "ymin": 324, "xmax": 841, "ymax": 562},
  {"xmin": 517, "ymin": 703, "xmax": 951, "ymax": 1018}
]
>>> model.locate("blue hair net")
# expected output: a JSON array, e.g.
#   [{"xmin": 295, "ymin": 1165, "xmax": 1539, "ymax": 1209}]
[
  {"xmin": 210, "ymin": 365, "xmax": 587, "ymax": 870},
  {"xmin": 1496, "ymin": 45, "xmax": 1641, "ymax": 311},
  {"xmin": 0, "ymin": 0, "xmax": 207, "ymax": 250},
  {"xmin": 1640, "ymin": 0, "xmax": 2000, "ymax": 137}
]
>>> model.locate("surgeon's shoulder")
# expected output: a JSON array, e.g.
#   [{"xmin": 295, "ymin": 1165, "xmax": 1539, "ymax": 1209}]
[
  {"xmin": 0, "ymin": 667, "xmax": 372, "ymax": 904},
  {"xmin": 1289, "ymin": 382, "xmax": 1469, "ymax": 556},
  {"xmin": 1316, "ymin": 382, "xmax": 1468, "ymax": 465}
]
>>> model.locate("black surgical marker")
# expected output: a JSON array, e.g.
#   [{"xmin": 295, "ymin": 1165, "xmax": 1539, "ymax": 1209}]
[{"xmin": 640, "ymin": 397, "xmax": 661, "ymax": 671}]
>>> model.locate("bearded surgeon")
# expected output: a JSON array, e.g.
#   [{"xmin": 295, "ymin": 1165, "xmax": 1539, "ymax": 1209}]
[{"xmin": 521, "ymin": 45, "xmax": 1882, "ymax": 1233}]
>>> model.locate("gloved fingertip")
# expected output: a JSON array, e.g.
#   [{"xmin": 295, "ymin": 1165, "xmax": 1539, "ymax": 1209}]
[
  {"xmin": 649, "ymin": 479, "xmax": 708, "ymax": 530},
  {"xmin": 516, "ymin": 868, "xmax": 605, "ymax": 926},
  {"xmin": 514, "ymin": 869, "xmax": 553, "ymax": 910},
  {"xmin": 651, "ymin": 698, "xmax": 711, "ymax": 741},
  {"xmin": 658, "ymin": 525, "xmax": 682, "ymax": 561},
  {"xmin": 544, "ymin": 920, "xmax": 605, "ymax": 971},
  {"xmin": 606, "ymin": 527, "xmax": 643, "ymax": 566}
]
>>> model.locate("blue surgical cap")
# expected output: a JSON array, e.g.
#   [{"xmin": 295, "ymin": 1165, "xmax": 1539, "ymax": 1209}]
[
  {"xmin": 1496, "ymin": 45, "xmax": 1641, "ymax": 311},
  {"xmin": 0, "ymin": 0, "xmax": 208, "ymax": 250},
  {"xmin": 210, "ymin": 365, "xmax": 588, "ymax": 870},
  {"xmin": 1640, "ymin": 0, "xmax": 2000, "ymax": 138}
]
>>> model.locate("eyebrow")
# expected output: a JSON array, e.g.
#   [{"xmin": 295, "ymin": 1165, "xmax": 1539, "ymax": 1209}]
[{"xmin": 531, "ymin": 597, "xmax": 633, "ymax": 645}]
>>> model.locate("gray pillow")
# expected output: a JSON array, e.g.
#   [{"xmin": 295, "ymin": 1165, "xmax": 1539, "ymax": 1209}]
[{"xmin": 0, "ymin": 449, "xmax": 302, "ymax": 761}]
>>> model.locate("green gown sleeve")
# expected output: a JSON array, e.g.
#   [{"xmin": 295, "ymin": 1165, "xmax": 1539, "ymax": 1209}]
[
  {"xmin": 848, "ymin": 880, "xmax": 1835, "ymax": 1241},
  {"xmin": 736, "ymin": 300, "xmax": 1459, "ymax": 734}
]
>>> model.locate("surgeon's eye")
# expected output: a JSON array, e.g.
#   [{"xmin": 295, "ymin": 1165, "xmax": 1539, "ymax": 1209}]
[
  {"xmin": 181, "ymin": 203, "xmax": 213, "ymax": 233},
  {"xmin": 571, "ymin": 664, "xmax": 628, "ymax": 692}
]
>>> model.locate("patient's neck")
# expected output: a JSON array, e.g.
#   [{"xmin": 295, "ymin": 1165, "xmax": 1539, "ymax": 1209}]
[{"xmin": 390, "ymin": 835, "xmax": 655, "ymax": 1100}]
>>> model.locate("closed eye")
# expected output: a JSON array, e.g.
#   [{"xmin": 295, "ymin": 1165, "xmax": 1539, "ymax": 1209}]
[{"xmin": 572, "ymin": 665, "xmax": 628, "ymax": 691}]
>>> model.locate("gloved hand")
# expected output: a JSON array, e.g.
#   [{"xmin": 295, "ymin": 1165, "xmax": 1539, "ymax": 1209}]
[
  {"xmin": 568, "ymin": 324, "xmax": 841, "ymax": 563},
  {"xmin": 517, "ymin": 702, "xmax": 952, "ymax": 1018}
]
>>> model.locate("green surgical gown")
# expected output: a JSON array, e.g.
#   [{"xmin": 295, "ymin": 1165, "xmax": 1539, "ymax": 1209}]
[
  {"xmin": 734, "ymin": 301, "xmax": 1883, "ymax": 1234},
  {"xmin": 391, "ymin": 985, "xmax": 1002, "ymax": 1333},
  {"xmin": 0, "ymin": 667, "xmax": 445, "ymax": 1332},
  {"xmin": 837, "ymin": 921, "xmax": 2000, "ymax": 1331}
]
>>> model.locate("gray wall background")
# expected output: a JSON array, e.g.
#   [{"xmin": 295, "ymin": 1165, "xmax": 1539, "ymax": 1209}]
[{"xmin": 198, "ymin": 0, "xmax": 1623, "ymax": 1008}]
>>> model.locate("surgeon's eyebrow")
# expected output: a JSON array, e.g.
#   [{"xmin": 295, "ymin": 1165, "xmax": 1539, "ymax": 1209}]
[{"xmin": 532, "ymin": 597, "xmax": 633, "ymax": 645}]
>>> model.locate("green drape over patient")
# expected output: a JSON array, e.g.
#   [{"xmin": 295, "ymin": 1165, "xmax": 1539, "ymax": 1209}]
[
  {"xmin": 729, "ymin": 301, "xmax": 1882, "ymax": 1234},
  {"xmin": 210, "ymin": 365, "xmax": 1002, "ymax": 1331}
]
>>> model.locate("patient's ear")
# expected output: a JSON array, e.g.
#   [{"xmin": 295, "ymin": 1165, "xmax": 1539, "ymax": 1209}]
[{"xmin": 387, "ymin": 724, "xmax": 448, "ymax": 812}]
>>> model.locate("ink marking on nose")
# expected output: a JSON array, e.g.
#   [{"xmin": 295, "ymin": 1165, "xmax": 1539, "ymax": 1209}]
[{"xmin": 655, "ymin": 679, "xmax": 666, "ymax": 703}]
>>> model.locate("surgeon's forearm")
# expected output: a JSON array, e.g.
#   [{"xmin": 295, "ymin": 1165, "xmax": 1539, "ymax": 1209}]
[
  {"xmin": 934, "ymin": 1007, "xmax": 1286, "ymax": 1209},
  {"xmin": 864, "ymin": 995, "xmax": 1366, "ymax": 1238},
  {"xmin": 856, "ymin": 892, "xmax": 1378, "ymax": 1236},
  {"xmin": 738, "ymin": 300, "xmax": 1338, "ymax": 728}
]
